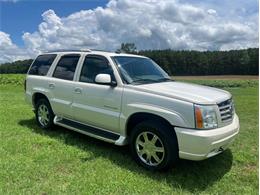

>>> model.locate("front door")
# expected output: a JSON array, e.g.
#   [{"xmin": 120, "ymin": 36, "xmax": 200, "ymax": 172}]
[{"xmin": 72, "ymin": 55, "xmax": 123, "ymax": 133}]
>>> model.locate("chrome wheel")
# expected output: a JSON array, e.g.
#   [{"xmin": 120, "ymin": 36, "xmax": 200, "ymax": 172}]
[
  {"xmin": 37, "ymin": 104, "xmax": 50, "ymax": 126},
  {"xmin": 135, "ymin": 131, "xmax": 165, "ymax": 166}
]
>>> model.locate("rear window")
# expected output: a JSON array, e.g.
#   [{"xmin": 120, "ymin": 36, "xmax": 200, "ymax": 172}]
[
  {"xmin": 28, "ymin": 54, "xmax": 57, "ymax": 76},
  {"xmin": 52, "ymin": 54, "xmax": 80, "ymax": 81}
]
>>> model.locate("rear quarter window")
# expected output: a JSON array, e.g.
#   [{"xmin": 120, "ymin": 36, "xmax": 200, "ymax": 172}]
[{"xmin": 28, "ymin": 54, "xmax": 57, "ymax": 76}]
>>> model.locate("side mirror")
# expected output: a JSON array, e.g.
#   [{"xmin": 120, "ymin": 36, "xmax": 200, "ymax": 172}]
[{"xmin": 95, "ymin": 74, "xmax": 116, "ymax": 86}]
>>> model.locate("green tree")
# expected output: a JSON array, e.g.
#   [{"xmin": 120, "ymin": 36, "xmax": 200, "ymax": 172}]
[
  {"xmin": 0, "ymin": 48, "xmax": 258, "ymax": 76},
  {"xmin": 116, "ymin": 43, "xmax": 137, "ymax": 53},
  {"xmin": 0, "ymin": 59, "xmax": 33, "ymax": 74}
]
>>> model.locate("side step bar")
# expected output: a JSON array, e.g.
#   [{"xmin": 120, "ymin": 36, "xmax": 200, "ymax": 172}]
[{"xmin": 54, "ymin": 117, "xmax": 121, "ymax": 143}]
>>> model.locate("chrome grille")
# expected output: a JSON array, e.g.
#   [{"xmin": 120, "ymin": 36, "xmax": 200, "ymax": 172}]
[{"xmin": 218, "ymin": 99, "xmax": 234, "ymax": 122}]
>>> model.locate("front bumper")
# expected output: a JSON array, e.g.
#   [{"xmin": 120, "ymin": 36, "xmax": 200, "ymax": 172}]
[{"xmin": 175, "ymin": 114, "xmax": 239, "ymax": 161}]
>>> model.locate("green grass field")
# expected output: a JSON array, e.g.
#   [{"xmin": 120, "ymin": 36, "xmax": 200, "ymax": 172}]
[{"xmin": 0, "ymin": 74, "xmax": 258, "ymax": 194}]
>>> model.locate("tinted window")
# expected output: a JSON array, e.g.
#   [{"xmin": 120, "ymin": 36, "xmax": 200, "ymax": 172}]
[
  {"xmin": 113, "ymin": 56, "xmax": 169, "ymax": 84},
  {"xmin": 28, "ymin": 54, "xmax": 56, "ymax": 76},
  {"xmin": 80, "ymin": 55, "xmax": 114, "ymax": 83},
  {"xmin": 53, "ymin": 55, "xmax": 80, "ymax": 81}
]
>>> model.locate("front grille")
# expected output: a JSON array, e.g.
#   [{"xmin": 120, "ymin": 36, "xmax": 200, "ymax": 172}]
[{"xmin": 217, "ymin": 99, "xmax": 234, "ymax": 122}]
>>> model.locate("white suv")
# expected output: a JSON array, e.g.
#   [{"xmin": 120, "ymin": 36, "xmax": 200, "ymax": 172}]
[{"xmin": 25, "ymin": 49, "xmax": 239, "ymax": 170}]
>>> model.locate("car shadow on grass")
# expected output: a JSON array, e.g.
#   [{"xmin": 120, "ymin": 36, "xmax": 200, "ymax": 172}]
[{"xmin": 19, "ymin": 118, "xmax": 233, "ymax": 193}]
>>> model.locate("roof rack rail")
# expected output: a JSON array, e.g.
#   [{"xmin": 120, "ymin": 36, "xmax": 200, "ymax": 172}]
[
  {"xmin": 90, "ymin": 49, "xmax": 113, "ymax": 53},
  {"xmin": 44, "ymin": 49, "xmax": 92, "ymax": 53},
  {"xmin": 80, "ymin": 49, "xmax": 92, "ymax": 52}
]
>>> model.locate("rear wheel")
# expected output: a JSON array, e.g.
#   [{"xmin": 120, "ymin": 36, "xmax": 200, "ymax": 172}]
[
  {"xmin": 35, "ymin": 98, "xmax": 54, "ymax": 129},
  {"xmin": 130, "ymin": 120, "xmax": 178, "ymax": 170}
]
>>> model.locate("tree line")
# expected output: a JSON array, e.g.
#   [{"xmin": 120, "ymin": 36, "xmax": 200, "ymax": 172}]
[
  {"xmin": 138, "ymin": 48, "xmax": 258, "ymax": 75},
  {"xmin": 0, "ymin": 47, "xmax": 258, "ymax": 75},
  {"xmin": 0, "ymin": 59, "xmax": 33, "ymax": 74}
]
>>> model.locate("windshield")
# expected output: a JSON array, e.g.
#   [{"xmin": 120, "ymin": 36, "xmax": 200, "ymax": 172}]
[{"xmin": 112, "ymin": 56, "xmax": 171, "ymax": 84}]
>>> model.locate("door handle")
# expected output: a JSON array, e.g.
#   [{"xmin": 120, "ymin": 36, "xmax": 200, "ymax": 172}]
[
  {"xmin": 49, "ymin": 83, "xmax": 55, "ymax": 89},
  {"xmin": 74, "ymin": 87, "xmax": 82, "ymax": 94}
]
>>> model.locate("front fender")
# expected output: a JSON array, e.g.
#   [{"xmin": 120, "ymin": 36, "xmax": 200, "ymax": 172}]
[{"xmin": 119, "ymin": 103, "xmax": 191, "ymax": 135}]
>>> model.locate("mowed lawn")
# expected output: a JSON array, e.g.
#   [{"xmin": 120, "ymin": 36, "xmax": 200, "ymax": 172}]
[{"xmin": 0, "ymin": 76, "xmax": 258, "ymax": 194}]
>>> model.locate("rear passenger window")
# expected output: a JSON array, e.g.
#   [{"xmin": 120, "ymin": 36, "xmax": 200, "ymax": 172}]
[
  {"xmin": 52, "ymin": 55, "xmax": 80, "ymax": 81},
  {"xmin": 28, "ymin": 54, "xmax": 56, "ymax": 76}
]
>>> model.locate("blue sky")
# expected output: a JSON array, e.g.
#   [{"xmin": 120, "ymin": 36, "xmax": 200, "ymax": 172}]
[
  {"xmin": 0, "ymin": 0, "xmax": 258, "ymax": 62},
  {"xmin": 1, "ymin": 0, "xmax": 109, "ymax": 46}
]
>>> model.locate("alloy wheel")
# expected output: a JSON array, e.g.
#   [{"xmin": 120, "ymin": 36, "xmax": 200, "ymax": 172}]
[
  {"xmin": 135, "ymin": 131, "xmax": 165, "ymax": 166},
  {"xmin": 37, "ymin": 104, "xmax": 50, "ymax": 127}
]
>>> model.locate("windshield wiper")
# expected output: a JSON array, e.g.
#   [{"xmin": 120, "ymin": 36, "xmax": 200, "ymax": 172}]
[
  {"xmin": 131, "ymin": 78, "xmax": 173, "ymax": 84},
  {"xmin": 154, "ymin": 78, "xmax": 173, "ymax": 82},
  {"xmin": 131, "ymin": 79, "xmax": 158, "ymax": 84}
]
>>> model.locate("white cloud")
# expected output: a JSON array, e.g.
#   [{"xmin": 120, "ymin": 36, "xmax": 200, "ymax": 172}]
[
  {"xmin": 207, "ymin": 9, "xmax": 217, "ymax": 15},
  {"xmin": 0, "ymin": 0, "xmax": 258, "ymax": 62},
  {"xmin": 0, "ymin": 31, "xmax": 30, "ymax": 63}
]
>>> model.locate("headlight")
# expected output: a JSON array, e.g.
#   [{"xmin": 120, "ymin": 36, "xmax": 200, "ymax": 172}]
[{"xmin": 194, "ymin": 104, "xmax": 218, "ymax": 129}]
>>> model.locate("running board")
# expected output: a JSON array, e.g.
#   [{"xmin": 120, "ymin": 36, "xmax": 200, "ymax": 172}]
[{"xmin": 54, "ymin": 117, "xmax": 122, "ymax": 144}]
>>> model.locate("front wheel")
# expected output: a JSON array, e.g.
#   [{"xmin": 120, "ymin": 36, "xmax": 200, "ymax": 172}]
[
  {"xmin": 35, "ymin": 98, "xmax": 54, "ymax": 129},
  {"xmin": 130, "ymin": 120, "xmax": 178, "ymax": 171}
]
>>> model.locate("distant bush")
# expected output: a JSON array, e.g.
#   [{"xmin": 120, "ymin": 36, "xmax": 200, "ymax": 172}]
[{"xmin": 0, "ymin": 74, "xmax": 26, "ymax": 86}]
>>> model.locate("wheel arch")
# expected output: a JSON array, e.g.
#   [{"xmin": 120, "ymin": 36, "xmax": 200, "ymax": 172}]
[
  {"xmin": 126, "ymin": 112, "xmax": 175, "ymax": 137},
  {"xmin": 32, "ymin": 92, "xmax": 50, "ymax": 108}
]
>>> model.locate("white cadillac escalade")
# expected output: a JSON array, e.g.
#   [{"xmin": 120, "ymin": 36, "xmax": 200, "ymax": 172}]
[{"xmin": 25, "ymin": 49, "xmax": 239, "ymax": 170}]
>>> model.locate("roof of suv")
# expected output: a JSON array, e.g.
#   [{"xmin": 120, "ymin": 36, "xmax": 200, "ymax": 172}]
[{"xmin": 43, "ymin": 49, "xmax": 146, "ymax": 58}]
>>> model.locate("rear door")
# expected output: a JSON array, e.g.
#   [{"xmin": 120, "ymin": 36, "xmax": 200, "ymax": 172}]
[
  {"xmin": 49, "ymin": 54, "xmax": 81, "ymax": 119},
  {"xmin": 72, "ymin": 54, "xmax": 123, "ymax": 133}
]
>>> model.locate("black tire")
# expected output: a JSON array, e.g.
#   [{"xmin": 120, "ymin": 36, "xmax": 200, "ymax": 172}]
[
  {"xmin": 35, "ymin": 98, "xmax": 54, "ymax": 129},
  {"xmin": 130, "ymin": 120, "xmax": 178, "ymax": 171}
]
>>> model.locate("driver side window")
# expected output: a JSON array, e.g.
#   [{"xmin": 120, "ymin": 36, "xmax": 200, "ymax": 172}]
[{"xmin": 79, "ymin": 55, "xmax": 115, "ymax": 83}]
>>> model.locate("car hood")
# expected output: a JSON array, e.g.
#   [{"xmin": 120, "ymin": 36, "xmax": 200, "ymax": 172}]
[{"xmin": 128, "ymin": 81, "xmax": 231, "ymax": 104}]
